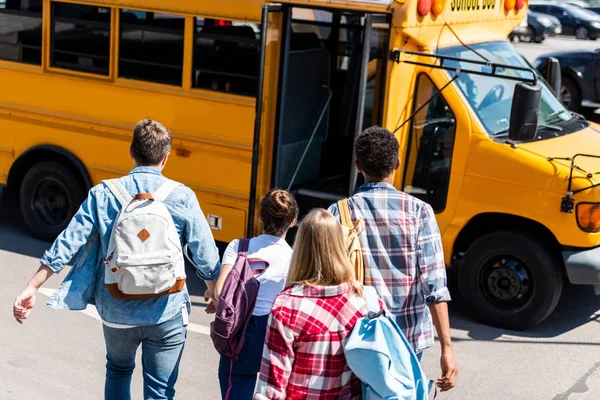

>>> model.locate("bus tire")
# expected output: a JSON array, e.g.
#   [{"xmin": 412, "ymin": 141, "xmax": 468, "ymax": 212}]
[
  {"xmin": 458, "ymin": 231, "xmax": 563, "ymax": 330},
  {"xmin": 20, "ymin": 161, "xmax": 86, "ymax": 242}
]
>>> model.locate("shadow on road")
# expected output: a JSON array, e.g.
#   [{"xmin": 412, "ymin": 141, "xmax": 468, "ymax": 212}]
[
  {"xmin": 447, "ymin": 269, "xmax": 600, "ymax": 343},
  {"xmin": 0, "ymin": 189, "xmax": 50, "ymax": 260}
]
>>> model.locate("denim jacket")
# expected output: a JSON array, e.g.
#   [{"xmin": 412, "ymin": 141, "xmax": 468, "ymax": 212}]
[{"xmin": 42, "ymin": 166, "xmax": 221, "ymax": 326}]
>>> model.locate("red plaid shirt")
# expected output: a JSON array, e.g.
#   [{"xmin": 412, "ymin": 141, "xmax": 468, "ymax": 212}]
[{"xmin": 254, "ymin": 283, "xmax": 375, "ymax": 400}]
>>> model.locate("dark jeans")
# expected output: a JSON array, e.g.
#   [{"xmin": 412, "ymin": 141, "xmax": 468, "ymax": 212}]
[{"xmin": 218, "ymin": 314, "xmax": 269, "ymax": 400}]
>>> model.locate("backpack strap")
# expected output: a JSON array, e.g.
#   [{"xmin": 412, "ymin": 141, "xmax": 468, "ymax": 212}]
[
  {"xmin": 153, "ymin": 179, "xmax": 183, "ymax": 202},
  {"xmin": 339, "ymin": 198, "xmax": 361, "ymax": 232},
  {"xmin": 103, "ymin": 179, "xmax": 132, "ymax": 208},
  {"xmin": 338, "ymin": 198, "xmax": 352, "ymax": 228},
  {"xmin": 237, "ymin": 238, "xmax": 250, "ymax": 255},
  {"xmin": 237, "ymin": 239, "xmax": 269, "ymax": 275}
]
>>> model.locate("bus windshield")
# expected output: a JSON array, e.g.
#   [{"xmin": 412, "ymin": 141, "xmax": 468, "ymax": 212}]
[{"xmin": 438, "ymin": 41, "xmax": 574, "ymax": 138}]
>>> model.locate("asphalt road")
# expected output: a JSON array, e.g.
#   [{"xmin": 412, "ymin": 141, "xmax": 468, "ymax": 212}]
[{"xmin": 1, "ymin": 36, "xmax": 600, "ymax": 400}]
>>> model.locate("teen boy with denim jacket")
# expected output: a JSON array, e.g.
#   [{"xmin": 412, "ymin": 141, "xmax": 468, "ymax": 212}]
[{"xmin": 13, "ymin": 119, "xmax": 221, "ymax": 400}]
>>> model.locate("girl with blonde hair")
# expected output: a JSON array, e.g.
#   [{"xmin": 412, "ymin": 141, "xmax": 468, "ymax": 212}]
[{"xmin": 254, "ymin": 208, "xmax": 380, "ymax": 400}]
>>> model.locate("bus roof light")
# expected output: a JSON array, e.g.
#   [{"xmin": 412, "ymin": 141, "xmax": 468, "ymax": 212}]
[
  {"xmin": 432, "ymin": 0, "xmax": 445, "ymax": 16},
  {"xmin": 505, "ymin": 0, "xmax": 516, "ymax": 10},
  {"xmin": 515, "ymin": 0, "xmax": 526, "ymax": 9},
  {"xmin": 417, "ymin": 0, "xmax": 432, "ymax": 16}
]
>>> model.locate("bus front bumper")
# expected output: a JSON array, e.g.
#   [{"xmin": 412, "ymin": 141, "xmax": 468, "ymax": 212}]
[{"xmin": 563, "ymin": 247, "xmax": 600, "ymax": 285}]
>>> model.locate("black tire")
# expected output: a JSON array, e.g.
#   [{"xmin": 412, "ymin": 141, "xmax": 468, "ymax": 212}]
[
  {"xmin": 458, "ymin": 231, "xmax": 563, "ymax": 330},
  {"xmin": 561, "ymin": 76, "xmax": 582, "ymax": 112},
  {"xmin": 20, "ymin": 161, "xmax": 87, "ymax": 241}
]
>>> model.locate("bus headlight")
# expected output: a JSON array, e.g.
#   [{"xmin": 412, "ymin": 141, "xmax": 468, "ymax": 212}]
[
  {"xmin": 515, "ymin": 0, "xmax": 526, "ymax": 10},
  {"xmin": 505, "ymin": 0, "xmax": 516, "ymax": 10},
  {"xmin": 576, "ymin": 202, "xmax": 600, "ymax": 232}
]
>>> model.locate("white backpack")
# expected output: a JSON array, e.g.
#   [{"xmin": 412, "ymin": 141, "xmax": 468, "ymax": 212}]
[{"xmin": 102, "ymin": 178, "xmax": 186, "ymax": 300}]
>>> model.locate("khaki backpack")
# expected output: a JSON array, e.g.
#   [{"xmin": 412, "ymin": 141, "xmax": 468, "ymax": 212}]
[{"xmin": 338, "ymin": 199, "xmax": 368, "ymax": 283}]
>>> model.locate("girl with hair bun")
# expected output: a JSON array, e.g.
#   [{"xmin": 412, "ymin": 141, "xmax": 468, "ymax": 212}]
[{"xmin": 208, "ymin": 189, "xmax": 299, "ymax": 400}]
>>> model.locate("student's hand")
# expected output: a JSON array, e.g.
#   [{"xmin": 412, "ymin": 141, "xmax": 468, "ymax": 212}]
[
  {"xmin": 437, "ymin": 348, "xmax": 458, "ymax": 392},
  {"xmin": 204, "ymin": 288, "xmax": 217, "ymax": 304},
  {"xmin": 13, "ymin": 286, "xmax": 38, "ymax": 324},
  {"xmin": 204, "ymin": 289, "xmax": 217, "ymax": 314},
  {"xmin": 205, "ymin": 302, "xmax": 217, "ymax": 314}
]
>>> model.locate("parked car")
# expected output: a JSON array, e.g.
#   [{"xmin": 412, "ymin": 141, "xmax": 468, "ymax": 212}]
[
  {"xmin": 529, "ymin": 2, "xmax": 600, "ymax": 39},
  {"xmin": 520, "ymin": 10, "xmax": 562, "ymax": 42},
  {"xmin": 535, "ymin": 49, "xmax": 600, "ymax": 111},
  {"xmin": 509, "ymin": 14, "xmax": 530, "ymax": 41}
]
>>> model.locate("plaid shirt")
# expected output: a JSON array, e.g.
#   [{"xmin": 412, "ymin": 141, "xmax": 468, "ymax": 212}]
[
  {"xmin": 254, "ymin": 283, "xmax": 372, "ymax": 400},
  {"xmin": 328, "ymin": 182, "xmax": 451, "ymax": 353}
]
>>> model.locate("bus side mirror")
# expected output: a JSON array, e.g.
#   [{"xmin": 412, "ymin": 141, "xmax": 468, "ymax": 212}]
[
  {"xmin": 509, "ymin": 82, "xmax": 541, "ymax": 142},
  {"xmin": 545, "ymin": 57, "xmax": 561, "ymax": 96}
]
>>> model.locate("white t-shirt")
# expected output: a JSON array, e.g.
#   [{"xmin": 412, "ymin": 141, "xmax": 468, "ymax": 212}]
[{"xmin": 222, "ymin": 234, "xmax": 293, "ymax": 316}]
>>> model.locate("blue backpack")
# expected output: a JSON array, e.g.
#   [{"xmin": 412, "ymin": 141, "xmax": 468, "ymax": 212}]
[{"xmin": 344, "ymin": 287, "xmax": 435, "ymax": 400}]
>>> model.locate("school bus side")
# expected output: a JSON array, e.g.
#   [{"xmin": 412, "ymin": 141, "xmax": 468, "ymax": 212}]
[{"xmin": 0, "ymin": 0, "xmax": 267, "ymax": 242}]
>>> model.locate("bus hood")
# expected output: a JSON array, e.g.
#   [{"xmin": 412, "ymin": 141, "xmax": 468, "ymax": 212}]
[{"xmin": 519, "ymin": 126, "xmax": 600, "ymax": 185}]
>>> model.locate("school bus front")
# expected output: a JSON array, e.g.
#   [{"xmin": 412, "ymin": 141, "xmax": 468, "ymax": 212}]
[{"xmin": 381, "ymin": 0, "xmax": 600, "ymax": 330}]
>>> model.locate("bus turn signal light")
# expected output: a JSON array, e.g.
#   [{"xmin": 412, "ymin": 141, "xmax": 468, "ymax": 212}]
[
  {"xmin": 576, "ymin": 202, "xmax": 600, "ymax": 233},
  {"xmin": 515, "ymin": 0, "xmax": 526, "ymax": 9},
  {"xmin": 432, "ymin": 0, "xmax": 445, "ymax": 15},
  {"xmin": 505, "ymin": 0, "xmax": 516, "ymax": 10},
  {"xmin": 417, "ymin": 0, "xmax": 432, "ymax": 16}
]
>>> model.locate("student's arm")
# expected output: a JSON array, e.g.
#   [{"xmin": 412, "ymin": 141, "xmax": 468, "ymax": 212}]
[
  {"xmin": 430, "ymin": 301, "xmax": 457, "ymax": 391},
  {"xmin": 14, "ymin": 189, "xmax": 98, "ymax": 324},
  {"xmin": 180, "ymin": 188, "xmax": 221, "ymax": 285},
  {"xmin": 204, "ymin": 240, "xmax": 238, "ymax": 313},
  {"xmin": 254, "ymin": 311, "xmax": 295, "ymax": 400},
  {"xmin": 416, "ymin": 204, "xmax": 457, "ymax": 391}
]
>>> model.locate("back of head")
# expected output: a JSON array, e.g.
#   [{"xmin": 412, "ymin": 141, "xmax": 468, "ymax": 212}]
[
  {"xmin": 287, "ymin": 209, "xmax": 359, "ymax": 293},
  {"xmin": 355, "ymin": 126, "xmax": 399, "ymax": 179},
  {"xmin": 131, "ymin": 119, "xmax": 172, "ymax": 166},
  {"xmin": 259, "ymin": 189, "xmax": 299, "ymax": 237}
]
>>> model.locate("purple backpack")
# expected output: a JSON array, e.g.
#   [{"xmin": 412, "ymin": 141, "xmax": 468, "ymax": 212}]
[{"xmin": 210, "ymin": 238, "xmax": 269, "ymax": 358}]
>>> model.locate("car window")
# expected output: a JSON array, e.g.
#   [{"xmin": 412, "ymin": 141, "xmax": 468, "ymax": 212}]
[{"xmin": 548, "ymin": 6, "xmax": 563, "ymax": 16}]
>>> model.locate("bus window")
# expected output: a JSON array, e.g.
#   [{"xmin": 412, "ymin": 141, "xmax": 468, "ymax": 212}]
[
  {"xmin": 192, "ymin": 18, "xmax": 261, "ymax": 96},
  {"xmin": 119, "ymin": 10, "xmax": 185, "ymax": 86},
  {"xmin": 404, "ymin": 74, "xmax": 456, "ymax": 212},
  {"xmin": 0, "ymin": 0, "xmax": 43, "ymax": 65},
  {"xmin": 51, "ymin": 2, "xmax": 111, "ymax": 75}
]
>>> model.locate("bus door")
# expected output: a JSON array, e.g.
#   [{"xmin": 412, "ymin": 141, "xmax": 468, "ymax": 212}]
[
  {"xmin": 249, "ymin": 2, "xmax": 391, "ymax": 236},
  {"xmin": 400, "ymin": 66, "xmax": 471, "ymax": 235}
]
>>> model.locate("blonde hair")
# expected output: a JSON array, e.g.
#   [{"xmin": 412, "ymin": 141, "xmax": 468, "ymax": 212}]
[{"xmin": 286, "ymin": 208, "xmax": 362, "ymax": 296}]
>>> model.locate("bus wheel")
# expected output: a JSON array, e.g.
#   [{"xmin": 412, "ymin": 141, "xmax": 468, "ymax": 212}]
[
  {"xmin": 20, "ymin": 161, "xmax": 86, "ymax": 241},
  {"xmin": 458, "ymin": 231, "xmax": 563, "ymax": 330}
]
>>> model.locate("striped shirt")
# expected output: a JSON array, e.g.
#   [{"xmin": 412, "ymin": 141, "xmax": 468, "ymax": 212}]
[
  {"xmin": 254, "ymin": 283, "xmax": 371, "ymax": 400},
  {"xmin": 328, "ymin": 182, "xmax": 451, "ymax": 353}
]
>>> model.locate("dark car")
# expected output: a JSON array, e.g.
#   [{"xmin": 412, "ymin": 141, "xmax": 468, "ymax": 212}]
[
  {"xmin": 529, "ymin": 3, "xmax": 600, "ymax": 39},
  {"xmin": 519, "ymin": 10, "xmax": 562, "ymax": 43},
  {"xmin": 535, "ymin": 49, "xmax": 600, "ymax": 111}
]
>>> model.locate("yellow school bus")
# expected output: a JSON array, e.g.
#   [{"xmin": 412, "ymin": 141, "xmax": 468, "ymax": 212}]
[{"xmin": 1, "ymin": 0, "xmax": 599, "ymax": 329}]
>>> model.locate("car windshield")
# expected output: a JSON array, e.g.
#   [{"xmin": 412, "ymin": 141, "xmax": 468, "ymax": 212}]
[{"xmin": 438, "ymin": 41, "xmax": 572, "ymax": 137}]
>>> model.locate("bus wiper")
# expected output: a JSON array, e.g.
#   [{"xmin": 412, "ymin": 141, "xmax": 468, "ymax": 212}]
[
  {"xmin": 538, "ymin": 124, "xmax": 563, "ymax": 132},
  {"xmin": 494, "ymin": 124, "xmax": 562, "ymax": 138},
  {"xmin": 547, "ymin": 110, "xmax": 566, "ymax": 119}
]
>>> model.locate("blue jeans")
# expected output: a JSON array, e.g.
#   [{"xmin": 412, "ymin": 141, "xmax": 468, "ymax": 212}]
[
  {"xmin": 218, "ymin": 314, "xmax": 269, "ymax": 400},
  {"xmin": 103, "ymin": 314, "xmax": 187, "ymax": 400}
]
